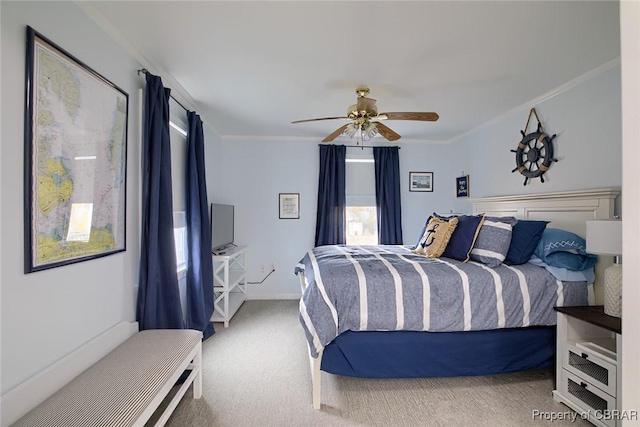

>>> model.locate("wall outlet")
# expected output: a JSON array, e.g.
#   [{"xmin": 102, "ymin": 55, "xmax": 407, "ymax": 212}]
[{"xmin": 271, "ymin": 262, "xmax": 276, "ymax": 272}]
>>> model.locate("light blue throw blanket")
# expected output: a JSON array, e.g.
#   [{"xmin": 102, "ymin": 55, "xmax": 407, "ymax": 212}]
[{"xmin": 296, "ymin": 245, "xmax": 588, "ymax": 358}]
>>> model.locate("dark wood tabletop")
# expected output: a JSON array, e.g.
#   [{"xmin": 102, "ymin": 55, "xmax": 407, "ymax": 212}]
[{"xmin": 554, "ymin": 305, "xmax": 621, "ymax": 334}]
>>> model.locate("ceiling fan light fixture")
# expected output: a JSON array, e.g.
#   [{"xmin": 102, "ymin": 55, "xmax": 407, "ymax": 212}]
[
  {"xmin": 362, "ymin": 122, "xmax": 378, "ymax": 141},
  {"xmin": 292, "ymin": 86, "xmax": 439, "ymax": 142},
  {"xmin": 343, "ymin": 123, "xmax": 358, "ymax": 138},
  {"xmin": 347, "ymin": 104, "xmax": 358, "ymax": 118}
]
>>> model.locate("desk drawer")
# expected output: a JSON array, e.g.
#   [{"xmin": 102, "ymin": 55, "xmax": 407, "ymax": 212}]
[
  {"xmin": 560, "ymin": 370, "xmax": 616, "ymax": 427},
  {"xmin": 563, "ymin": 342, "xmax": 616, "ymax": 396}
]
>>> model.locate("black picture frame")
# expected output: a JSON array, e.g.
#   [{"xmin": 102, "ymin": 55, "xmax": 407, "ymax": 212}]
[
  {"xmin": 24, "ymin": 27, "xmax": 129, "ymax": 273},
  {"xmin": 279, "ymin": 193, "xmax": 300, "ymax": 219},
  {"xmin": 409, "ymin": 172, "xmax": 433, "ymax": 192},
  {"xmin": 456, "ymin": 175, "xmax": 470, "ymax": 197}
]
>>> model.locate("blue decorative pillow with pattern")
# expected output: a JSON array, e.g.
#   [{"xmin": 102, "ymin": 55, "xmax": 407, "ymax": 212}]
[
  {"xmin": 534, "ymin": 228, "xmax": 598, "ymax": 271},
  {"xmin": 469, "ymin": 216, "xmax": 517, "ymax": 268}
]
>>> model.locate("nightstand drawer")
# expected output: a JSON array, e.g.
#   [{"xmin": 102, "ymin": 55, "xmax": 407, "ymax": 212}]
[
  {"xmin": 563, "ymin": 342, "xmax": 616, "ymax": 396},
  {"xmin": 560, "ymin": 370, "xmax": 616, "ymax": 427}
]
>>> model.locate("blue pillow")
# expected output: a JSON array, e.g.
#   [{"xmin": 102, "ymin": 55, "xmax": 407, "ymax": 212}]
[
  {"xmin": 534, "ymin": 228, "xmax": 598, "ymax": 271},
  {"xmin": 442, "ymin": 214, "xmax": 485, "ymax": 261},
  {"xmin": 469, "ymin": 216, "xmax": 517, "ymax": 267},
  {"xmin": 529, "ymin": 255, "xmax": 595, "ymax": 283},
  {"xmin": 505, "ymin": 220, "xmax": 550, "ymax": 265}
]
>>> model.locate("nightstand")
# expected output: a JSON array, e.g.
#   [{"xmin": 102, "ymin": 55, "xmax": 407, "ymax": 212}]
[{"xmin": 553, "ymin": 306, "xmax": 622, "ymax": 427}]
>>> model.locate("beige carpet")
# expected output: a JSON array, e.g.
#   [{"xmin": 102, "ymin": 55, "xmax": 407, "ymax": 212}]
[{"xmin": 153, "ymin": 300, "xmax": 591, "ymax": 427}]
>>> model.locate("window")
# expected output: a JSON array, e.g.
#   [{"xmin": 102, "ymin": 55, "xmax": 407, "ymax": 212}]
[
  {"xmin": 173, "ymin": 212, "xmax": 187, "ymax": 272},
  {"xmin": 346, "ymin": 206, "xmax": 378, "ymax": 245},
  {"xmin": 345, "ymin": 154, "xmax": 378, "ymax": 245},
  {"xmin": 169, "ymin": 99, "xmax": 188, "ymax": 274}
]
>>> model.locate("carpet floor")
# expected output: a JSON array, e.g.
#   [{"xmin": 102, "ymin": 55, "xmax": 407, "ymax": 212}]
[{"xmin": 150, "ymin": 300, "xmax": 590, "ymax": 427}]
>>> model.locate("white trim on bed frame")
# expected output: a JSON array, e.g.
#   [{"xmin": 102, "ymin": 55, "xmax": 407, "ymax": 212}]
[{"xmin": 300, "ymin": 187, "xmax": 620, "ymax": 410}]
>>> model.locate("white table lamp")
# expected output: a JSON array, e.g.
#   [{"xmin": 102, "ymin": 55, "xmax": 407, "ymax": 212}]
[{"xmin": 586, "ymin": 219, "xmax": 622, "ymax": 317}]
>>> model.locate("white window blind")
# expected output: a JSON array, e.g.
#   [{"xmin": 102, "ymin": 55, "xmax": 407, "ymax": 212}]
[
  {"xmin": 169, "ymin": 98, "xmax": 187, "ymax": 212},
  {"xmin": 346, "ymin": 150, "xmax": 378, "ymax": 245},
  {"xmin": 169, "ymin": 99, "xmax": 188, "ymax": 272},
  {"xmin": 346, "ymin": 151, "xmax": 376, "ymax": 207}
]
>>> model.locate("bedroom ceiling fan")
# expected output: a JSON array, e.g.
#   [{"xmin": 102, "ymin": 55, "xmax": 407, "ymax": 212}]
[{"xmin": 291, "ymin": 87, "xmax": 439, "ymax": 143}]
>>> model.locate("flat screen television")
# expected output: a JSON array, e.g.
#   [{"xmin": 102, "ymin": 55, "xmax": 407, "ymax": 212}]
[{"xmin": 210, "ymin": 203, "xmax": 234, "ymax": 252}]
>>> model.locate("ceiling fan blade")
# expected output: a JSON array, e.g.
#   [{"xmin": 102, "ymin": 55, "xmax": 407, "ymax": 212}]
[
  {"xmin": 376, "ymin": 122, "xmax": 401, "ymax": 141},
  {"xmin": 291, "ymin": 116, "xmax": 348, "ymax": 124},
  {"xmin": 356, "ymin": 97, "xmax": 377, "ymax": 113},
  {"xmin": 322, "ymin": 124, "xmax": 349, "ymax": 142},
  {"xmin": 379, "ymin": 112, "xmax": 439, "ymax": 121}
]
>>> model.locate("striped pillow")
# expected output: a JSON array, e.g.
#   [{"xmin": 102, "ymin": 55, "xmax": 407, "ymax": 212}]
[{"xmin": 469, "ymin": 216, "xmax": 517, "ymax": 267}]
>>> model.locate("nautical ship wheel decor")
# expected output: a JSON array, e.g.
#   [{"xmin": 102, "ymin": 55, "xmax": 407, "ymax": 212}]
[{"xmin": 511, "ymin": 108, "xmax": 558, "ymax": 186}]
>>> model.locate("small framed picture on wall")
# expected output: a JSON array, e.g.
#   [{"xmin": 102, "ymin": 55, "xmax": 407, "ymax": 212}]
[
  {"xmin": 456, "ymin": 175, "xmax": 469, "ymax": 197},
  {"xmin": 409, "ymin": 172, "xmax": 433, "ymax": 192},
  {"xmin": 279, "ymin": 193, "xmax": 300, "ymax": 219}
]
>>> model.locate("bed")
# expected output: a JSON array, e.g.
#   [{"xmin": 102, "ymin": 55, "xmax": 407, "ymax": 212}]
[{"xmin": 296, "ymin": 188, "xmax": 619, "ymax": 409}]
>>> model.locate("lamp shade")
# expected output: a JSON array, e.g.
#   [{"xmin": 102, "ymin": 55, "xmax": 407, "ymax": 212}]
[{"xmin": 586, "ymin": 219, "xmax": 622, "ymax": 255}]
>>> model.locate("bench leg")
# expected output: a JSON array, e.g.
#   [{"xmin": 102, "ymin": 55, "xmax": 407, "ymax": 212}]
[
  {"xmin": 193, "ymin": 342, "xmax": 202, "ymax": 399},
  {"xmin": 153, "ymin": 342, "xmax": 203, "ymax": 427}
]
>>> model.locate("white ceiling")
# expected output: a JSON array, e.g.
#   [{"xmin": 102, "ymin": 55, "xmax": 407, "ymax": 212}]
[{"xmin": 83, "ymin": 1, "xmax": 620, "ymax": 143}]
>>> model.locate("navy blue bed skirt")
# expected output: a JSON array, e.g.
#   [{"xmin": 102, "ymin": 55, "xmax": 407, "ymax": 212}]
[{"xmin": 320, "ymin": 326, "xmax": 556, "ymax": 378}]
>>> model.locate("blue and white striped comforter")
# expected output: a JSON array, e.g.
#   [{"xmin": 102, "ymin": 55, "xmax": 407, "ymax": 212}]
[{"xmin": 296, "ymin": 245, "xmax": 588, "ymax": 358}]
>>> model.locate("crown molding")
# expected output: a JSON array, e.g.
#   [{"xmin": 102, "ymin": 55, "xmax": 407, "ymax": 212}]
[
  {"xmin": 219, "ymin": 134, "xmax": 448, "ymax": 144},
  {"xmin": 448, "ymin": 58, "xmax": 621, "ymax": 144}
]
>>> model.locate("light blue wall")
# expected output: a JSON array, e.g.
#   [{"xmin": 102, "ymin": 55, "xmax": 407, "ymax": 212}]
[
  {"xmin": 206, "ymin": 138, "xmax": 317, "ymax": 298},
  {"xmin": 401, "ymin": 143, "xmax": 471, "ymax": 239},
  {"xmin": 1, "ymin": 1, "xmax": 143, "ymax": 393},
  {"xmin": 206, "ymin": 139, "xmax": 478, "ymax": 298},
  {"xmin": 450, "ymin": 63, "xmax": 622, "ymax": 214}
]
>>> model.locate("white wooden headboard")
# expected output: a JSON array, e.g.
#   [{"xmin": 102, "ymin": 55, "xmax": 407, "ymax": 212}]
[{"xmin": 470, "ymin": 188, "xmax": 620, "ymax": 304}]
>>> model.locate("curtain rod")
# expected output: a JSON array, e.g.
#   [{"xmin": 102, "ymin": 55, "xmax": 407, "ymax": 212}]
[
  {"xmin": 137, "ymin": 68, "xmax": 190, "ymax": 113},
  {"xmin": 319, "ymin": 144, "xmax": 401, "ymax": 149}
]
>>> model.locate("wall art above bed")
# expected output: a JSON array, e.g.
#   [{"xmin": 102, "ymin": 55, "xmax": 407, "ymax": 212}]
[
  {"xmin": 409, "ymin": 171, "xmax": 433, "ymax": 192},
  {"xmin": 456, "ymin": 174, "xmax": 469, "ymax": 197},
  {"xmin": 510, "ymin": 108, "xmax": 558, "ymax": 186},
  {"xmin": 23, "ymin": 26, "xmax": 128, "ymax": 273}
]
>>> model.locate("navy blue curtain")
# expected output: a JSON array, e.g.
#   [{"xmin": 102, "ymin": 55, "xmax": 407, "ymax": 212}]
[
  {"xmin": 185, "ymin": 112, "xmax": 215, "ymax": 339},
  {"xmin": 137, "ymin": 73, "xmax": 184, "ymax": 330},
  {"xmin": 315, "ymin": 144, "xmax": 346, "ymax": 246},
  {"xmin": 373, "ymin": 146, "xmax": 403, "ymax": 244}
]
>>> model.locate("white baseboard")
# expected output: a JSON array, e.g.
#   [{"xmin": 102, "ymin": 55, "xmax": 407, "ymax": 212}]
[
  {"xmin": 246, "ymin": 294, "xmax": 300, "ymax": 300},
  {"xmin": 0, "ymin": 321, "xmax": 139, "ymax": 426}
]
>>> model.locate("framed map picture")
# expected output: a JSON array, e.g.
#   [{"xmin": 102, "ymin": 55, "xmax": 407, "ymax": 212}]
[{"xmin": 24, "ymin": 27, "xmax": 128, "ymax": 273}]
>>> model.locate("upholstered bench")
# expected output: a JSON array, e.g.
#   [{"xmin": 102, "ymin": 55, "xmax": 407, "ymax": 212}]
[{"xmin": 3, "ymin": 323, "xmax": 202, "ymax": 427}]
